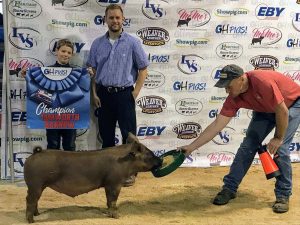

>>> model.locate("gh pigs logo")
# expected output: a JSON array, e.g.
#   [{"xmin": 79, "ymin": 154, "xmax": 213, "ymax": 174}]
[
  {"xmin": 250, "ymin": 27, "xmax": 282, "ymax": 46},
  {"xmin": 249, "ymin": 55, "xmax": 279, "ymax": 69},
  {"xmin": 136, "ymin": 27, "xmax": 170, "ymax": 46},
  {"xmin": 177, "ymin": 8, "xmax": 210, "ymax": 28},
  {"xmin": 142, "ymin": 0, "xmax": 168, "ymax": 20},
  {"xmin": 175, "ymin": 98, "xmax": 203, "ymax": 116},
  {"xmin": 173, "ymin": 122, "xmax": 202, "ymax": 139},
  {"xmin": 177, "ymin": 54, "xmax": 203, "ymax": 74},
  {"xmin": 9, "ymin": 27, "xmax": 40, "ymax": 50},
  {"xmin": 8, "ymin": 0, "xmax": 42, "ymax": 19},
  {"xmin": 136, "ymin": 95, "xmax": 167, "ymax": 114},
  {"xmin": 207, "ymin": 151, "xmax": 235, "ymax": 166},
  {"xmin": 143, "ymin": 70, "xmax": 165, "ymax": 89}
]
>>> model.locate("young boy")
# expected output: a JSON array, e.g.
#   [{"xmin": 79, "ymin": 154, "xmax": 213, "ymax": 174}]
[{"xmin": 22, "ymin": 39, "xmax": 77, "ymax": 151}]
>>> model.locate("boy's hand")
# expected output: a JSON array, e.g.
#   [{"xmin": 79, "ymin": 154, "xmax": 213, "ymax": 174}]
[
  {"xmin": 87, "ymin": 67, "xmax": 95, "ymax": 77},
  {"xmin": 20, "ymin": 67, "xmax": 27, "ymax": 78}
]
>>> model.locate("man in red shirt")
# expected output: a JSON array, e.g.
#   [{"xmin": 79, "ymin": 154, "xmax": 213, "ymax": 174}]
[{"xmin": 181, "ymin": 64, "xmax": 300, "ymax": 213}]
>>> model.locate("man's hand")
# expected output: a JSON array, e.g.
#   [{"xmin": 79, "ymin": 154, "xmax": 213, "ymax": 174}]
[
  {"xmin": 267, "ymin": 137, "xmax": 283, "ymax": 154},
  {"xmin": 178, "ymin": 145, "xmax": 194, "ymax": 157},
  {"xmin": 132, "ymin": 90, "xmax": 138, "ymax": 100},
  {"xmin": 93, "ymin": 95, "xmax": 101, "ymax": 108}
]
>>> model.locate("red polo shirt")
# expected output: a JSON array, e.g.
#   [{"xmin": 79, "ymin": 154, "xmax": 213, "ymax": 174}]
[{"xmin": 220, "ymin": 70, "xmax": 300, "ymax": 117}]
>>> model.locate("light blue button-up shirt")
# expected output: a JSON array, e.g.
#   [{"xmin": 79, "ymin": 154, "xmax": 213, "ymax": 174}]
[{"xmin": 87, "ymin": 32, "xmax": 149, "ymax": 87}]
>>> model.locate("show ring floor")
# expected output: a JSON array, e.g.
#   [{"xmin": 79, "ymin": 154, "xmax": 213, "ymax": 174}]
[{"xmin": 1, "ymin": 164, "xmax": 300, "ymax": 225}]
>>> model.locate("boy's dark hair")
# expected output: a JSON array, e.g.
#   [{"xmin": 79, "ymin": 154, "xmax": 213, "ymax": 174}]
[
  {"xmin": 105, "ymin": 4, "xmax": 123, "ymax": 17},
  {"xmin": 56, "ymin": 39, "xmax": 74, "ymax": 53}
]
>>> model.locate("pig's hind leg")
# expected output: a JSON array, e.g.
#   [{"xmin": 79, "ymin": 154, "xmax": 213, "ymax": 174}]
[
  {"xmin": 104, "ymin": 185, "xmax": 122, "ymax": 219},
  {"xmin": 26, "ymin": 184, "xmax": 45, "ymax": 223}
]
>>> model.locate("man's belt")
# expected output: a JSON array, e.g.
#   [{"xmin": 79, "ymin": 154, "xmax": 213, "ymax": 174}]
[{"xmin": 98, "ymin": 85, "xmax": 133, "ymax": 93}]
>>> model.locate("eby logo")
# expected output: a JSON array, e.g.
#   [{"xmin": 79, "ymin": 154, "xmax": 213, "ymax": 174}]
[
  {"xmin": 49, "ymin": 38, "xmax": 85, "ymax": 55},
  {"xmin": 211, "ymin": 66, "xmax": 223, "ymax": 82},
  {"xmin": 289, "ymin": 142, "xmax": 300, "ymax": 151},
  {"xmin": 137, "ymin": 125, "xmax": 166, "ymax": 139},
  {"xmin": 255, "ymin": 4, "xmax": 285, "ymax": 20},
  {"xmin": 292, "ymin": 13, "xmax": 300, "ymax": 32},
  {"xmin": 11, "ymin": 109, "xmax": 27, "ymax": 126}
]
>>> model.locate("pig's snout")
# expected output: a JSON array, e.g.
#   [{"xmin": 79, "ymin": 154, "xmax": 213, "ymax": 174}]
[{"xmin": 151, "ymin": 156, "xmax": 162, "ymax": 170}]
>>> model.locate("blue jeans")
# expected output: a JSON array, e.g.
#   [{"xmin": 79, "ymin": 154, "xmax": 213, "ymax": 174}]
[
  {"xmin": 46, "ymin": 129, "xmax": 76, "ymax": 151},
  {"xmin": 223, "ymin": 98, "xmax": 300, "ymax": 199}
]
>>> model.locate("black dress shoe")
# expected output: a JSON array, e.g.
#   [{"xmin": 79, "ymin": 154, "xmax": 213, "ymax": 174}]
[{"xmin": 213, "ymin": 188, "xmax": 236, "ymax": 205}]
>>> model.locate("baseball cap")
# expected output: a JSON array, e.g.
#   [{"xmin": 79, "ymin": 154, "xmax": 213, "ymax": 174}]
[{"xmin": 214, "ymin": 64, "xmax": 244, "ymax": 88}]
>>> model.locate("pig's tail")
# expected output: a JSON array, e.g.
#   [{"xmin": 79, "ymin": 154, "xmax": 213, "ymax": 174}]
[{"xmin": 33, "ymin": 146, "xmax": 43, "ymax": 154}]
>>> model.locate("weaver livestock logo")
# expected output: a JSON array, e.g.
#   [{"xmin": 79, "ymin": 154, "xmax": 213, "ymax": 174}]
[
  {"xmin": 143, "ymin": 70, "xmax": 165, "ymax": 89},
  {"xmin": 249, "ymin": 55, "xmax": 279, "ymax": 69},
  {"xmin": 8, "ymin": 0, "xmax": 42, "ymax": 19},
  {"xmin": 142, "ymin": 0, "xmax": 168, "ymax": 20},
  {"xmin": 8, "ymin": 57, "xmax": 44, "ymax": 80},
  {"xmin": 173, "ymin": 122, "xmax": 202, "ymax": 139},
  {"xmin": 177, "ymin": 8, "xmax": 210, "ymax": 28},
  {"xmin": 207, "ymin": 151, "xmax": 235, "ymax": 166},
  {"xmin": 175, "ymin": 98, "xmax": 203, "ymax": 116},
  {"xmin": 216, "ymin": 42, "xmax": 243, "ymax": 60},
  {"xmin": 137, "ymin": 27, "xmax": 170, "ymax": 46},
  {"xmin": 136, "ymin": 96, "xmax": 167, "ymax": 114},
  {"xmin": 177, "ymin": 55, "xmax": 203, "ymax": 74},
  {"xmin": 96, "ymin": 0, "xmax": 126, "ymax": 7},
  {"xmin": 255, "ymin": 4, "xmax": 285, "ymax": 20},
  {"xmin": 214, "ymin": 8, "xmax": 249, "ymax": 17},
  {"xmin": 9, "ymin": 27, "xmax": 40, "ymax": 50},
  {"xmin": 250, "ymin": 27, "xmax": 282, "ymax": 47}
]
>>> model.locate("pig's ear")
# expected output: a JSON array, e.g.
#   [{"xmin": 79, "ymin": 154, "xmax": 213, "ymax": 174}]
[
  {"xmin": 126, "ymin": 132, "xmax": 139, "ymax": 143},
  {"xmin": 118, "ymin": 151, "xmax": 136, "ymax": 162}
]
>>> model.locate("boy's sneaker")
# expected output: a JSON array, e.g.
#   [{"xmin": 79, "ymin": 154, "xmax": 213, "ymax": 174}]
[
  {"xmin": 272, "ymin": 198, "xmax": 289, "ymax": 213},
  {"xmin": 213, "ymin": 188, "xmax": 236, "ymax": 205}
]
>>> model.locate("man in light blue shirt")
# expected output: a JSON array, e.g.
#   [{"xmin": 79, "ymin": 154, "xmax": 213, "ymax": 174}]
[{"xmin": 87, "ymin": 4, "xmax": 149, "ymax": 186}]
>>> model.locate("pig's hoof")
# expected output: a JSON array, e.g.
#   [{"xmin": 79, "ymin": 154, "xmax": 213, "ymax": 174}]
[
  {"xmin": 107, "ymin": 210, "xmax": 119, "ymax": 219},
  {"xmin": 33, "ymin": 211, "xmax": 40, "ymax": 216},
  {"xmin": 26, "ymin": 216, "xmax": 34, "ymax": 223}
]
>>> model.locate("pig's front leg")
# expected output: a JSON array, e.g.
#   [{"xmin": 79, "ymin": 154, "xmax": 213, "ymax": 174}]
[{"xmin": 104, "ymin": 185, "xmax": 121, "ymax": 219}]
